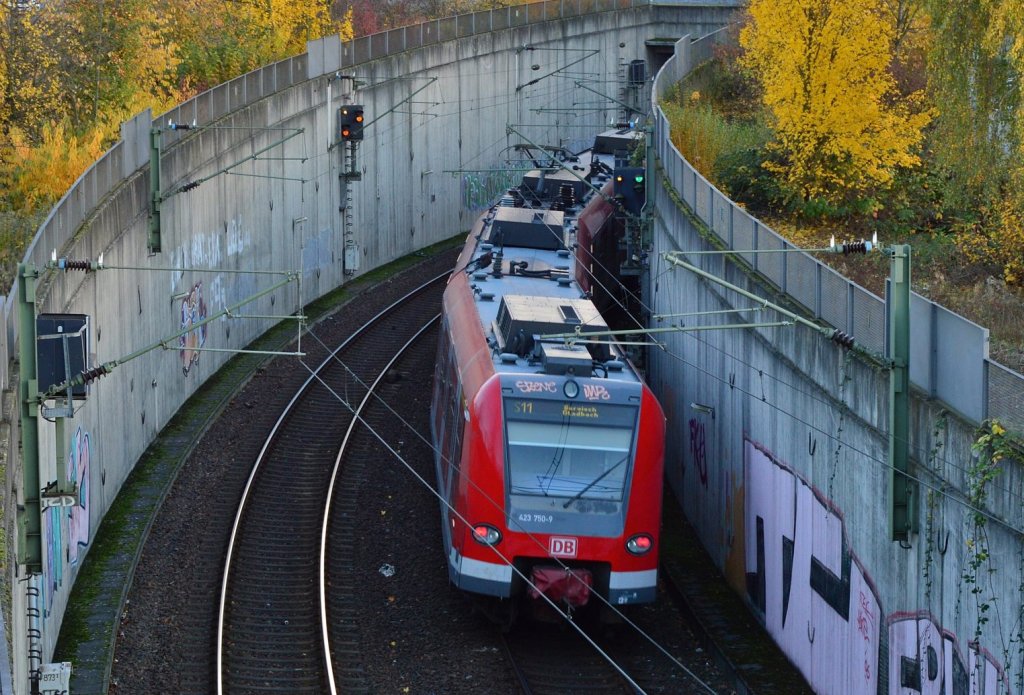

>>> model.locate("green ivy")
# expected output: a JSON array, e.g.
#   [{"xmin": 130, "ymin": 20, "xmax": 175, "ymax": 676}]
[{"xmin": 964, "ymin": 419, "xmax": 1014, "ymax": 641}]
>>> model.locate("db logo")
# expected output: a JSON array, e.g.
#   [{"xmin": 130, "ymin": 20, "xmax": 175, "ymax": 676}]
[{"xmin": 549, "ymin": 536, "xmax": 578, "ymax": 558}]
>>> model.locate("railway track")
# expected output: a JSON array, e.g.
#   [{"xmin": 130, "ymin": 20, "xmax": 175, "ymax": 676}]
[
  {"xmin": 501, "ymin": 626, "xmax": 639, "ymax": 694},
  {"xmin": 497, "ymin": 581, "xmax": 726, "ymax": 695},
  {"xmin": 216, "ymin": 274, "xmax": 448, "ymax": 694},
  {"xmin": 107, "ymin": 247, "xmax": 740, "ymax": 694}
]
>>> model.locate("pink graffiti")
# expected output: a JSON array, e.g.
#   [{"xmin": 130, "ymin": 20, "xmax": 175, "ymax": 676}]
[
  {"xmin": 857, "ymin": 591, "xmax": 875, "ymax": 682},
  {"xmin": 858, "ymin": 591, "xmax": 875, "ymax": 641},
  {"xmin": 68, "ymin": 427, "xmax": 90, "ymax": 564},
  {"xmin": 43, "ymin": 426, "xmax": 91, "ymax": 617}
]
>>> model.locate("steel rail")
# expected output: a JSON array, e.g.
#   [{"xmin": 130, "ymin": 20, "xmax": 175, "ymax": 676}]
[
  {"xmin": 318, "ymin": 315, "xmax": 440, "ymax": 693},
  {"xmin": 215, "ymin": 272, "xmax": 449, "ymax": 695}
]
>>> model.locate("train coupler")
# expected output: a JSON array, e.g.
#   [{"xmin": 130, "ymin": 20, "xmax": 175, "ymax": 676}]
[{"xmin": 528, "ymin": 566, "xmax": 593, "ymax": 608}]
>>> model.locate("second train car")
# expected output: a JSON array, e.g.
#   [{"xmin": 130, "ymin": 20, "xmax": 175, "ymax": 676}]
[{"xmin": 430, "ymin": 128, "xmax": 665, "ymax": 620}]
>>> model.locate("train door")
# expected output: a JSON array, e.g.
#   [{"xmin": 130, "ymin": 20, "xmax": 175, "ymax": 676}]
[
  {"xmin": 443, "ymin": 354, "xmax": 463, "ymax": 504},
  {"xmin": 431, "ymin": 324, "xmax": 448, "ymax": 446},
  {"xmin": 432, "ymin": 321, "xmax": 455, "ymax": 490}
]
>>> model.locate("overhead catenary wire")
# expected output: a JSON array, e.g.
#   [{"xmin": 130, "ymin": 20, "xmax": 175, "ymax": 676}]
[
  {"xmin": 299, "ymin": 326, "xmax": 721, "ymax": 695},
  {"xmin": 524, "ymin": 155, "xmax": 1024, "ymax": 524},
  {"xmin": 295, "ymin": 50, "xmax": 1021, "ymax": 529},
  {"xmin": 549, "ymin": 167, "xmax": 1024, "ymax": 512},
  {"xmin": 644, "ymin": 246, "xmax": 1024, "ymax": 510},
  {"xmin": 496, "ymin": 125, "xmax": 1021, "ymax": 516}
]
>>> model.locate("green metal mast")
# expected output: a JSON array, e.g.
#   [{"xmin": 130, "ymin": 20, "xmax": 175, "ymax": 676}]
[
  {"xmin": 149, "ymin": 127, "xmax": 162, "ymax": 253},
  {"xmin": 16, "ymin": 263, "xmax": 42, "ymax": 572},
  {"xmin": 888, "ymin": 244, "xmax": 914, "ymax": 540}
]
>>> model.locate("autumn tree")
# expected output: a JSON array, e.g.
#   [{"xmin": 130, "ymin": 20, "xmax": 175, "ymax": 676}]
[
  {"xmin": 225, "ymin": 0, "xmax": 334, "ymax": 61},
  {"xmin": 923, "ymin": 1, "xmax": 1016, "ymax": 211},
  {"xmin": 0, "ymin": 1, "xmax": 70, "ymax": 150},
  {"xmin": 925, "ymin": 0, "xmax": 1024, "ymax": 282},
  {"xmin": 740, "ymin": 0, "xmax": 932, "ymax": 211}
]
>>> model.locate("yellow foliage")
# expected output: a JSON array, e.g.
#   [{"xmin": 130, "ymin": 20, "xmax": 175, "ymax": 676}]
[
  {"xmin": 338, "ymin": 8, "xmax": 356, "ymax": 43},
  {"xmin": 983, "ymin": 1, "xmax": 1024, "ymax": 167},
  {"xmin": 740, "ymin": 0, "xmax": 933, "ymax": 204},
  {"xmin": 225, "ymin": 0, "xmax": 337, "ymax": 62},
  {"xmin": 123, "ymin": 10, "xmax": 184, "ymax": 103},
  {"xmin": 2, "ymin": 122, "xmax": 106, "ymax": 213},
  {"xmin": 663, "ymin": 100, "xmax": 757, "ymax": 179},
  {"xmin": 956, "ymin": 193, "xmax": 1024, "ymax": 285}
]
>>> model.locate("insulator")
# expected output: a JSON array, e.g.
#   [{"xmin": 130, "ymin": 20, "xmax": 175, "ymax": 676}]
[
  {"xmin": 842, "ymin": 241, "xmax": 867, "ymax": 255},
  {"xmin": 63, "ymin": 260, "xmax": 91, "ymax": 271},
  {"xmin": 559, "ymin": 183, "xmax": 576, "ymax": 208},
  {"xmin": 180, "ymin": 181, "xmax": 201, "ymax": 192},
  {"xmin": 80, "ymin": 364, "xmax": 111, "ymax": 384},
  {"xmin": 831, "ymin": 330, "xmax": 855, "ymax": 349}
]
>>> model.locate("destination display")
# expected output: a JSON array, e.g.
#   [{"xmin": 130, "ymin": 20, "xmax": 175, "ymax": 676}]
[{"xmin": 504, "ymin": 397, "xmax": 636, "ymax": 428}]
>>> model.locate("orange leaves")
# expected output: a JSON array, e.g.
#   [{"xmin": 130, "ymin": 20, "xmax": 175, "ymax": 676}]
[
  {"xmin": 2, "ymin": 122, "xmax": 106, "ymax": 213},
  {"xmin": 740, "ymin": 0, "xmax": 933, "ymax": 206}
]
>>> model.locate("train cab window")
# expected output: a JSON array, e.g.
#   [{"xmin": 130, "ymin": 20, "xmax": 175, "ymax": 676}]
[{"xmin": 504, "ymin": 398, "xmax": 637, "ymax": 502}]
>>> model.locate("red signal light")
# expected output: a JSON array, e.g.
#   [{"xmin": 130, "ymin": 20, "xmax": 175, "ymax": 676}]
[{"xmin": 472, "ymin": 524, "xmax": 501, "ymax": 545}]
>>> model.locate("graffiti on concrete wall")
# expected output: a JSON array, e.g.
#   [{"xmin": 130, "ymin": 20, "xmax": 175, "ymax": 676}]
[
  {"xmin": 44, "ymin": 427, "xmax": 91, "ymax": 617},
  {"xmin": 744, "ymin": 439, "xmax": 882, "ymax": 693},
  {"xmin": 44, "ymin": 506, "xmax": 63, "ymax": 619},
  {"xmin": 179, "ymin": 281, "xmax": 208, "ymax": 376},
  {"xmin": 67, "ymin": 427, "xmax": 91, "ymax": 563},
  {"xmin": 889, "ymin": 614, "xmax": 1007, "ymax": 695},
  {"xmin": 461, "ymin": 168, "xmax": 526, "ymax": 211},
  {"xmin": 689, "ymin": 417, "xmax": 708, "ymax": 488},
  {"xmin": 169, "ymin": 216, "xmax": 247, "ymax": 321},
  {"xmin": 170, "ymin": 217, "xmax": 251, "ymax": 271},
  {"xmin": 742, "ymin": 440, "xmax": 1009, "ymax": 694}
]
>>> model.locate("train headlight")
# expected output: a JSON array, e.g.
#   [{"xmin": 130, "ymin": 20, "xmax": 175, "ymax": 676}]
[
  {"xmin": 626, "ymin": 534, "xmax": 653, "ymax": 555},
  {"xmin": 563, "ymin": 379, "xmax": 579, "ymax": 399},
  {"xmin": 472, "ymin": 524, "xmax": 502, "ymax": 546}
]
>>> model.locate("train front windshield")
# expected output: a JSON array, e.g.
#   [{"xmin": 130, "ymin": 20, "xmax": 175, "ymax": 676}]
[{"xmin": 504, "ymin": 398, "xmax": 638, "ymax": 502}]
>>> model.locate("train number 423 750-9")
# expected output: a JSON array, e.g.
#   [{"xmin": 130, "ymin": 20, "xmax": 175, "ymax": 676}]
[{"xmin": 517, "ymin": 513, "xmax": 553, "ymax": 523}]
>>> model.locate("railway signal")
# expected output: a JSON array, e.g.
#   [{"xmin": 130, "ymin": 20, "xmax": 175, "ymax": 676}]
[
  {"xmin": 613, "ymin": 166, "xmax": 645, "ymax": 216},
  {"xmin": 338, "ymin": 105, "xmax": 364, "ymax": 141}
]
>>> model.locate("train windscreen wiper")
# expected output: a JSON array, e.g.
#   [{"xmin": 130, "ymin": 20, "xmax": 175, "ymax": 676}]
[{"xmin": 562, "ymin": 455, "xmax": 628, "ymax": 509}]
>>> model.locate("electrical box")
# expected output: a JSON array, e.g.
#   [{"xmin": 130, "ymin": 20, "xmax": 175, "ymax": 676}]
[{"xmin": 36, "ymin": 314, "xmax": 89, "ymax": 399}]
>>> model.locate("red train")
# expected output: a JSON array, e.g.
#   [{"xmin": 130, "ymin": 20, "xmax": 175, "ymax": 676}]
[{"xmin": 430, "ymin": 129, "xmax": 665, "ymax": 620}]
